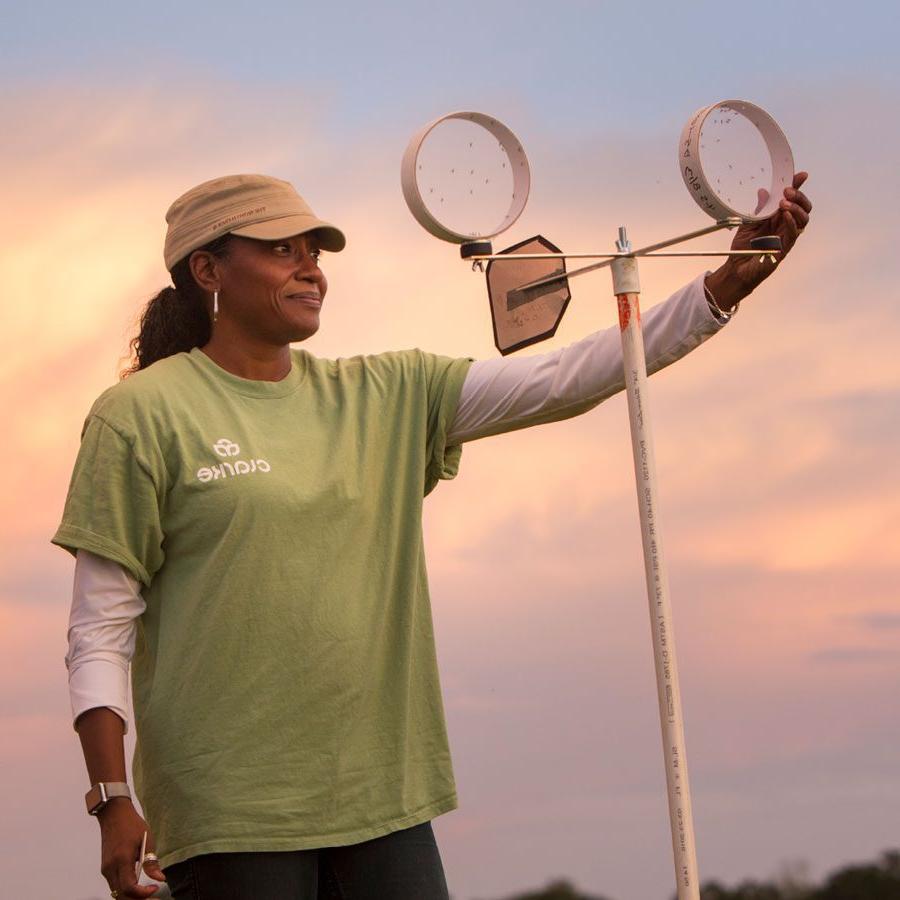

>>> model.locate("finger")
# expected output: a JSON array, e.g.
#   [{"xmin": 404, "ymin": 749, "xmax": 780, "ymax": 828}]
[
  {"xmin": 780, "ymin": 198, "xmax": 809, "ymax": 229},
  {"xmin": 792, "ymin": 171, "xmax": 808, "ymax": 190},
  {"xmin": 787, "ymin": 187, "xmax": 812, "ymax": 215},
  {"xmin": 143, "ymin": 861, "xmax": 167, "ymax": 882},
  {"xmin": 123, "ymin": 881, "xmax": 161, "ymax": 898},
  {"xmin": 141, "ymin": 837, "xmax": 166, "ymax": 883},
  {"xmin": 753, "ymin": 187, "xmax": 770, "ymax": 216},
  {"xmin": 780, "ymin": 209, "xmax": 800, "ymax": 245},
  {"xmin": 116, "ymin": 859, "xmax": 159, "ymax": 898}
]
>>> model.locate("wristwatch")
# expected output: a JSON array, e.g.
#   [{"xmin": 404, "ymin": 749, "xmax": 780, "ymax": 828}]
[{"xmin": 85, "ymin": 781, "xmax": 132, "ymax": 816}]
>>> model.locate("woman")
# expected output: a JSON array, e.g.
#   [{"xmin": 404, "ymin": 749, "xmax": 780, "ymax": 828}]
[{"xmin": 53, "ymin": 172, "xmax": 811, "ymax": 900}]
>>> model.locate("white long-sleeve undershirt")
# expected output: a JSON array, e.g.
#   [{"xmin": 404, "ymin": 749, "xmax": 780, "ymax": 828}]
[{"xmin": 66, "ymin": 273, "xmax": 727, "ymax": 733}]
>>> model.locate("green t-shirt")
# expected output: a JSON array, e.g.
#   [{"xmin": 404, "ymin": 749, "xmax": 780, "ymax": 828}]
[{"xmin": 52, "ymin": 345, "xmax": 473, "ymax": 867}]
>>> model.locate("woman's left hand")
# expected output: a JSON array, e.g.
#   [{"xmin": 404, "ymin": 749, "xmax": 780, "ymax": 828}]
[{"xmin": 705, "ymin": 171, "xmax": 812, "ymax": 312}]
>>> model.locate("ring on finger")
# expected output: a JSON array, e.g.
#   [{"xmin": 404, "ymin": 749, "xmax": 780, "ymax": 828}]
[{"xmin": 144, "ymin": 852, "xmax": 159, "ymax": 863}]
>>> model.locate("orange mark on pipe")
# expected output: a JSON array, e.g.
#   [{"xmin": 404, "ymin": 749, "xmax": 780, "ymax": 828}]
[{"xmin": 617, "ymin": 293, "xmax": 641, "ymax": 331}]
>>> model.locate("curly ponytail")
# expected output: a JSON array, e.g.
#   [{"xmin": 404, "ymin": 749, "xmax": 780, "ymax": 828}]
[{"xmin": 122, "ymin": 234, "xmax": 234, "ymax": 377}]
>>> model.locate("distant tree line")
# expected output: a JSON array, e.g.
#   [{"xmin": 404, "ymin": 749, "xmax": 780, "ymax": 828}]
[
  {"xmin": 477, "ymin": 849, "xmax": 900, "ymax": 900},
  {"xmin": 691, "ymin": 850, "xmax": 900, "ymax": 900}
]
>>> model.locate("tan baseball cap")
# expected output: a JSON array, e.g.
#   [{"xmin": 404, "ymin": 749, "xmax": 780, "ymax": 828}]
[{"xmin": 163, "ymin": 173, "xmax": 346, "ymax": 271}]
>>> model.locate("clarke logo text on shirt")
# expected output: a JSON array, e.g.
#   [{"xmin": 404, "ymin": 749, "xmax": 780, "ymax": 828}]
[
  {"xmin": 197, "ymin": 438, "xmax": 272, "ymax": 483},
  {"xmin": 213, "ymin": 438, "xmax": 240, "ymax": 457}
]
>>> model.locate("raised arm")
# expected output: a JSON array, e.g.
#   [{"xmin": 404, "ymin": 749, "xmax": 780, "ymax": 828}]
[
  {"xmin": 449, "ymin": 272, "xmax": 724, "ymax": 444},
  {"xmin": 449, "ymin": 171, "xmax": 813, "ymax": 445}
]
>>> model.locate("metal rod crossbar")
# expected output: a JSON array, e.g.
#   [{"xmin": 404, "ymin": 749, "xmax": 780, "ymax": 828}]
[
  {"xmin": 470, "ymin": 250, "xmax": 774, "ymax": 261},
  {"xmin": 483, "ymin": 220, "xmax": 751, "ymax": 300}
]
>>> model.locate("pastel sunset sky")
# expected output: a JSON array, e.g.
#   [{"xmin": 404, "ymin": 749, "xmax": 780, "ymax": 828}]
[{"xmin": 2, "ymin": 3, "xmax": 898, "ymax": 899}]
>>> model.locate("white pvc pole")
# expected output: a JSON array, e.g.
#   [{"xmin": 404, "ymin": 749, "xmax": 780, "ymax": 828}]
[{"xmin": 610, "ymin": 236, "xmax": 700, "ymax": 900}]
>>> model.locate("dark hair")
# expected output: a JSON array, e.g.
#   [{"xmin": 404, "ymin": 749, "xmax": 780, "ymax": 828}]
[{"xmin": 121, "ymin": 233, "xmax": 235, "ymax": 377}]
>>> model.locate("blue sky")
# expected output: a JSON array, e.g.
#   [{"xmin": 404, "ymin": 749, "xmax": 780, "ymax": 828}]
[{"xmin": 4, "ymin": 1, "xmax": 898, "ymax": 134}]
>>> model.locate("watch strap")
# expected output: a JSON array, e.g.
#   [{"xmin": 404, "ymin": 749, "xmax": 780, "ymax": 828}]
[{"xmin": 85, "ymin": 781, "xmax": 132, "ymax": 816}]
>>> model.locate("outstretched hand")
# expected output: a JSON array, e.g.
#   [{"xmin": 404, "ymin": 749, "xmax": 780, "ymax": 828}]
[{"xmin": 705, "ymin": 171, "xmax": 812, "ymax": 312}]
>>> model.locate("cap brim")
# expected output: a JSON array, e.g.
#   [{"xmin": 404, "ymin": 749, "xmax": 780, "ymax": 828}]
[{"xmin": 230, "ymin": 215, "xmax": 346, "ymax": 252}]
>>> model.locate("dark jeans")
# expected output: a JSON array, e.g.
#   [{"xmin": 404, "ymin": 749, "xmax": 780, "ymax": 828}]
[{"xmin": 162, "ymin": 820, "xmax": 450, "ymax": 900}]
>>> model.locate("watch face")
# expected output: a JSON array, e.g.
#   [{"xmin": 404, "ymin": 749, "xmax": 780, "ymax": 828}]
[
  {"xmin": 86, "ymin": 782, "xmax": 131, "ymax": 815},
  {"xmin": 85, "ymin": 783, "xmax": 106, "ymax": 815}
]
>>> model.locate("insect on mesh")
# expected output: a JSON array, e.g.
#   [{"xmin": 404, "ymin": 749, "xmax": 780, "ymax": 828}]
[
  {"xmin": 416, "ymin": 117, "xmax": 519, "ymax": 238},
  {"xmin": 698, "ymin": 105, "xmax": 783, "ymax": 219}
]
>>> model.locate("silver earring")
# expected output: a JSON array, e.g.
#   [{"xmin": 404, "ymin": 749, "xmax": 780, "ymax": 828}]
[{"xmin": 213, "ymin": 290, "xmax": 219, "ymax": 323}]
